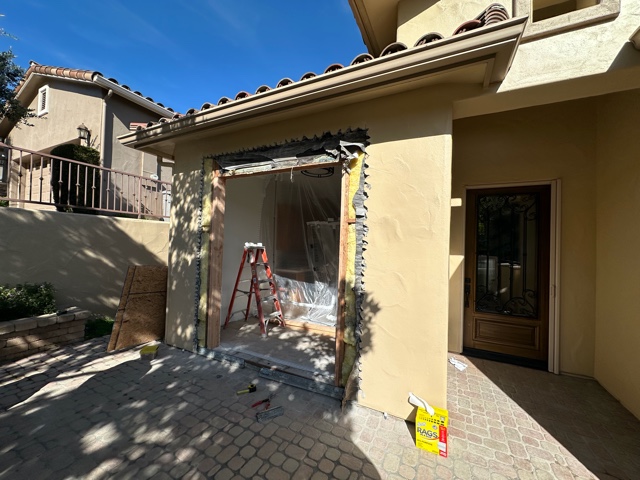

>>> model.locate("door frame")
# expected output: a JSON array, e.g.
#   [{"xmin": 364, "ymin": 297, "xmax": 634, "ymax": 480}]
[
  {"xmin": 462, "ymin": 180, "xmax": 561, "ymax": 373},
  {"xmin": 205, "ymin": 160, "xmax": 350, "ymax": 385}
]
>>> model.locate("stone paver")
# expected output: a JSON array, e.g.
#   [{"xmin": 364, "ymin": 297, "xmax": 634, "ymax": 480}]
[{"xmin": 1, "ymin": 337, "xmax": 639, "ymax": 479}]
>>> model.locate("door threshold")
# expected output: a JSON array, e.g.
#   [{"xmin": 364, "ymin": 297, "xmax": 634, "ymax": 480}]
[
  {"xmin": 463, "ymin": 348, "xmax": 548, "ymax": 371},
  {"xmin": 209, "ymin": 346, "xmax": 335, "ymax": 384}
]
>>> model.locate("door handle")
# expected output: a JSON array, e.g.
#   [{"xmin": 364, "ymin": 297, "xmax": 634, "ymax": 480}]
[{"xmin": 464, "ymin": 278, "xmax": 471, "ymax": 308}]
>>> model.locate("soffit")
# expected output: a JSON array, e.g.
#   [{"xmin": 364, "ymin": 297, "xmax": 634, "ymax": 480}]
[{"xmin": 349, "ymin": 0, "xmax": 400, "ymax": 56}]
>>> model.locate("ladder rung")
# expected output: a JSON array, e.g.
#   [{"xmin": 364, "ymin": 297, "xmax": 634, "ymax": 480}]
[
  {"xmin": 262, "ymin": 295, "xmax": 276, "ymax": 302},
  {"xmin": 236, "ymin": 289, "xmax": 250, "ymax": 294},
  {"xmin": 268, "ymin": 312, "xmax": 282, "ymax": 318},
  {"xmin": 238, "ymin": 279, "xmax": 251, "ymax": 283}
]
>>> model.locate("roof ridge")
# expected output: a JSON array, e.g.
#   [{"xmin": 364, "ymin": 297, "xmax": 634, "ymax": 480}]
[{"xmin": 15, "ymin": 61, "xmax": 176, "ymax": 114}]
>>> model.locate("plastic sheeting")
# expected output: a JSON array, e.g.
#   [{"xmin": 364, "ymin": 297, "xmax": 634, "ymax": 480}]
[{"xmin": 259, "ymin": 171, "xmax": 341, "ymax": 326}]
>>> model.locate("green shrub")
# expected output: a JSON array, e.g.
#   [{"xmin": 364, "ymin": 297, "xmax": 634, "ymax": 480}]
[
  {"xmin": 50, "ymin": 144, "xmax": 101, "ymax": 215},
  {"xmin": 85, "ymin": 314, "xmax": 115, "ymax": 339},
  {"xmin": 0, "ymin": 282, "xmax": 56, "ymax": 322}
]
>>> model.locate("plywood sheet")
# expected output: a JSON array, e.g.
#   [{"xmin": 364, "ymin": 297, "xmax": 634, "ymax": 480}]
[{"xmin": 107, "ymin": 265, "xmax": 168, "ymax": 352}]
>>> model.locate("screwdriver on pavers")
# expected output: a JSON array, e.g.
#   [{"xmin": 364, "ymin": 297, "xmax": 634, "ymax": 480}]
[
  {"xmin": 236, "ymin": 384, "xmax": 256, "ymax": 395},
  {"xmin": 251, "ymin": 393, "xmax": 276, "ymax": 410}
]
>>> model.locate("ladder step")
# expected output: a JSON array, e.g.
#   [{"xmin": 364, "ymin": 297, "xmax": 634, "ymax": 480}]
[
  {"xmin": 236, "ymin": 289, "xmax": 250, "ymax": 294},
  {"xmin": 268, "ymin": 312, "xmax": 282, "ymax": 319},
  {"xmin": 262, "ymin": 295, "xmax": 276, "ymax": 302}
]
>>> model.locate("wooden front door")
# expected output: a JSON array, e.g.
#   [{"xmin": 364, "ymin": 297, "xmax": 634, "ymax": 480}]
[{"xmin": 464, "ymin": 186, "xmax": 550, "ymax": 367}]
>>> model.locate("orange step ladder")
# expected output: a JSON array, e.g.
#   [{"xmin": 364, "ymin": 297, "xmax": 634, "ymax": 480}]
[{"xmin": 223, "ymin": 243, "xmax": 285, "ymax": 336}]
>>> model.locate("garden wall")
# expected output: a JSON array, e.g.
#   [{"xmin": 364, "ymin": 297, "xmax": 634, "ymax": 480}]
[
  {"xmin": 0, "ymin": 208, "xmax": 169, "ymax": 315},
  {"xmin": 0, "ymin": 308, "xmax": 90, "ymax": 363}
]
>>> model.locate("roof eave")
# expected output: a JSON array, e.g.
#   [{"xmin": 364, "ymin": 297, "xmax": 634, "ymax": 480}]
[
  {"xmin": 120, "ymin": 16, "xmax": 527, "ymax": 153},
  {"xmin": 92, "ymin": 76, "xmax": 174, "ymax": 117}
]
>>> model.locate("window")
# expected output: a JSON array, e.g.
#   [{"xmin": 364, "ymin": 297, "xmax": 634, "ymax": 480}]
[
  {"xmin": 514, "ymin": 0, "xmax": 620, "ymax": 41},
  {"xmin": 37, "ymin": 85, "xmax": 49, "ymax": 116},
  {"xmin": 532, "ymin": 0, "xmax": 598, "ymax": 22}
]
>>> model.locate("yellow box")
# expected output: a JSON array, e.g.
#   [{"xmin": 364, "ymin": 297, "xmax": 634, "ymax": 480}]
[{"xmin": 415, "ymin": 405, "xmax": 448, "ymax": 457}]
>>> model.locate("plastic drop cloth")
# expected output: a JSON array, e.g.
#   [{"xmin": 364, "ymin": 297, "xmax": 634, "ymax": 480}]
[{"xmin": 259, "ymin": 171, "xmax": 341, "ymax": 326}]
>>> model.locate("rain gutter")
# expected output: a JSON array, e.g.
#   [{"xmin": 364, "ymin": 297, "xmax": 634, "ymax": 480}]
[{"xmin": 119, "ymin": 16, "xmax": 527, "ymax": 153}]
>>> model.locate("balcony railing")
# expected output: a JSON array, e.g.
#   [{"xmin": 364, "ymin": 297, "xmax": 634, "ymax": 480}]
[{"xmin": 0, "ymin": 143, "xmax": 171, "ymax": 219}]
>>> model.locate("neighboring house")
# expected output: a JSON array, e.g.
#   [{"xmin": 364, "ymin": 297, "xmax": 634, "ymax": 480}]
[
  {"xmin": 120, "ymin": 0, "xmax": 640, "ymax": 421},
  {"xmin": 0, "ymin": 61, "xmax": 174, "ymax": 215}
]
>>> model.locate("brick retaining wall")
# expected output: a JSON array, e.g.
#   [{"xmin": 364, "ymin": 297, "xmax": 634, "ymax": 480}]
[{"xmin": 0, "ymin": 308, "xmax": 90, "ymax": 363}]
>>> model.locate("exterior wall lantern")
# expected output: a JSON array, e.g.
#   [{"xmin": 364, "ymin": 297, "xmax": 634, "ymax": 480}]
[{"xmin": 77, "ymin": 123, "xmax": 91, "ymax": 146}]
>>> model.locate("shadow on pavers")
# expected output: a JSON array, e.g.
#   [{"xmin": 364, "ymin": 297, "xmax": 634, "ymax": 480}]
[
  {"xmin": 466, "ymin": 356, "xmax": 640, "ymax": 480},
  {"xmin": 0, "ymin": 338, "xmax": 382, "ymax": 479}
]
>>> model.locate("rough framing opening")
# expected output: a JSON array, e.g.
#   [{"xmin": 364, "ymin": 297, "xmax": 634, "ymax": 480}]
[{"xmin": 193, "ymin": 130, "xmax": 369, "ymax": 387}]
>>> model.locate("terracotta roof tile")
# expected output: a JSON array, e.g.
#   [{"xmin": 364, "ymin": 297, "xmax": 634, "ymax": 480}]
[
  {"xmin": 276, "ymin": 78, "xmax": 294, "ymax": 88},
  {"xmin": 324, "ymin": 63, "xmax": 344, "ymax": 73},
  {"xmin": 380, "ymin": 42, "xmax": 408, "ymax": 56},
  {"xmin": 15, "ymin": 61, "xmax": 175, "ymax": 114},
  {"xmin": 414, "ymin": 33, "xmax": 444, "ymax": 46},
  {"xmin": 235, "ymin": 91, "xmax": 251, "ymax": 100},
  {"xmin": 136, "ymin": 3, "xmax": 511, "ymax": 131}
]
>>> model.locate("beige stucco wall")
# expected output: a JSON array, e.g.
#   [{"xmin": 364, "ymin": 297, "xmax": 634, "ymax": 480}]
[
  {"xmin": 397, "ymin": 0, "xmax": 513, "ymax": 46},
  {"xmin": 7, "ymin": 79, "xmax": 103, "ymax": 152},
  {"xmin": 0, "ymin": 208, "xmax": 169, "ymax": 316},
  {"xmin": 165, "ymin": 88, "xmax": 453, "ymax": 419},
  {"xmin": 594, "ymin": 89, "xmax": 640, "ymax": 419},
  {"xmin": 451, "ymin": 98, "xmax": 597, "ymax": 377},
  {"xmin": 105, "ymin": 95, "xmax": 167, "ymax": 180},
  {"xmin": 455, "ymin": 0, "xmax": 639, "ymax": 119}
]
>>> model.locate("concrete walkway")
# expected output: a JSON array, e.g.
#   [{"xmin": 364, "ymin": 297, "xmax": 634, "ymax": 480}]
[{"xmin": 0, "ymin": 338, "xmax": 638, "ymax": 479}]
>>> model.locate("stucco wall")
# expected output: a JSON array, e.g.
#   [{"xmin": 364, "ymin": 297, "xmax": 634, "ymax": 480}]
[
  {"xmin": 455, "ymin": 0, "xmax": 640, "ymax": 119},
  {"xmin": 594, "ymin": 89, "xmax": 640, "ymax": 419},
  {"xmin": 7, "ymin": 79, "xmax": 103, "ymax": 152},
  {"xmin": 451, "ymin": 98, "xmax": 597, "ymax": 377},
  {"xmin": 105, "ymin": 95, "xmax": 166, "ymax": 180},
  {"xmin": 165, "ymin": 88, "xmax": 453, "ymax": 419},
  {"xmin": 0, "ymin": 208, "xmax": 169, "ymax": 316},
  {"xmin": 397, "ymin": 0, "xmax": 513, "ymax": 47}
]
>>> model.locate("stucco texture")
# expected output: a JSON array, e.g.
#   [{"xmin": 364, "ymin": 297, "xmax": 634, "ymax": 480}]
[
  {"xmin": 595, "ymin": 89, "xmax": 640, "ymax": 420},
  {"xmin": 8, "ymin": 79, "xmax": 102, "ymax": 152},
  {"xmin": 164, "ymin": 89, "xmax": 453, "ymax": 419},
  {"xmin": 451, "ymin": 98, "xmax": 597, "ymax": 377},
  {"xmin": 397, "ymin": 0, "xmax": 512, "ymax": 47},
  {"xmin": 0, "ymin": 209, "xmax": 169, "ymax": 315}
]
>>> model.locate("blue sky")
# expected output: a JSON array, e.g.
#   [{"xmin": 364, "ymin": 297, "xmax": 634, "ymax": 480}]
[{"xmin": 2, "ymin": 0, "xmax": 366, "ymax": 113}]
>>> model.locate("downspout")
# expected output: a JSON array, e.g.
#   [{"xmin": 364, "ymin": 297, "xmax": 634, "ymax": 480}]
[{"xmin": 100, "ymin": 89, "xmax": 113, "ymax": 166}]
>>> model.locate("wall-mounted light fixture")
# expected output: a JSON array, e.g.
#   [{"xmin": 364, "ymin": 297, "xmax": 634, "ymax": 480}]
[{"xmin": 77, "ymin": 123, "xmax": 91, "ymax": 146}]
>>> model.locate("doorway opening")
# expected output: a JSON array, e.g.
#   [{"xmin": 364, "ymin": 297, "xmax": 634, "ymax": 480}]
[
  {"xmin": 463, "ymin": 185, "xmax": 551, "ymax": 370},
  {"xmin": 217, "ymin": 170, "xmax": 342, "ymax": 382}
]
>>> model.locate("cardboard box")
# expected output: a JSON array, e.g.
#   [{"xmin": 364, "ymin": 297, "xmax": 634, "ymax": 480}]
[{"xmin": 415, "ymin": 405, "xmax": 449, "ymax": 457}]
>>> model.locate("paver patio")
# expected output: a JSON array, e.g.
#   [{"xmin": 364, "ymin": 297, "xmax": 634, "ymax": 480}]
[{"xmin": 0, "ymin": 337, "xmax": 638, "ymax": 479}]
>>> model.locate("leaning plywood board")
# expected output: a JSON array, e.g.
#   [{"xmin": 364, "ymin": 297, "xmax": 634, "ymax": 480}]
[{"xmin": 107, "ymin": 265, "xmax": 168, "ymax": 352}]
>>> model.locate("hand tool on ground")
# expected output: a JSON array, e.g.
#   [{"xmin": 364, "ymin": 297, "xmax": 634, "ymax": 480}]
[
  {"xmin": 251, "ymin": 393, "xmax": 276, "ymax": 410},
  {"xmin": 256, "ymin": 406, "xmax": 284, "ymax": 423},
  {"xmin": 236, "ymin": 383, "xmax": 256, "ymax": 395}
]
